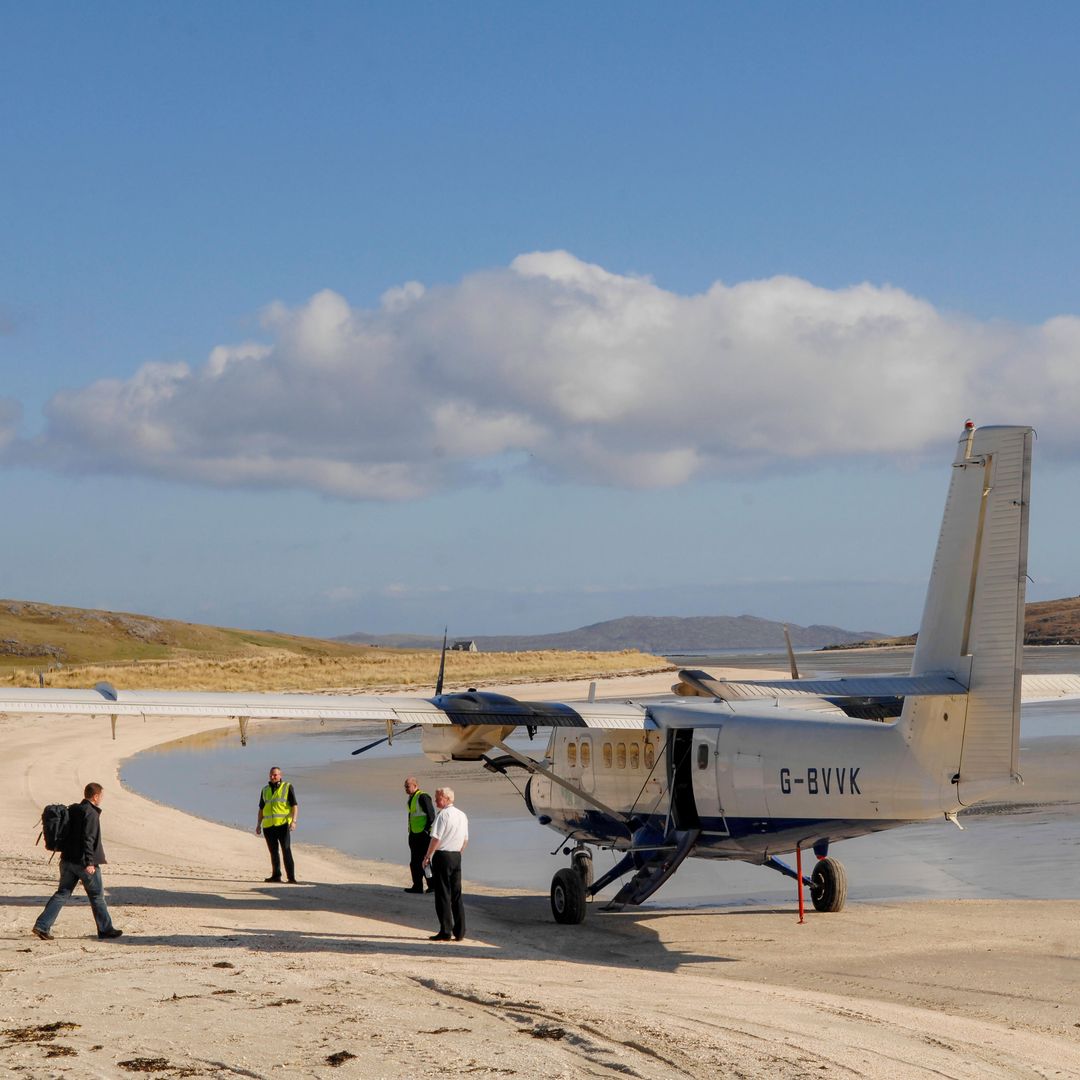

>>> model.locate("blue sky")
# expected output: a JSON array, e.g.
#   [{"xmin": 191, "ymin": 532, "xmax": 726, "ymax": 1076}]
[{"xmin": 2, "ymin": 4, "xmax": 1077, "ymax": 637}]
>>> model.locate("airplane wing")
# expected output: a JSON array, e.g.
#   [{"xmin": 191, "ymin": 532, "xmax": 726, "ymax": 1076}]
[
  {"xmin": 0, "ymin": 684, "xmax": 649, "ymax": 728},
  {"xmin": 1, "ymin": 667, "xmax": 1074, "ymax": 760}
]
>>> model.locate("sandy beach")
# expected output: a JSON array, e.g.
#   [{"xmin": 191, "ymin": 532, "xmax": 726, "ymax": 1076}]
[{"xmin": 4, "ymin": 670, "xmax": 1080, "ymax": 1079}]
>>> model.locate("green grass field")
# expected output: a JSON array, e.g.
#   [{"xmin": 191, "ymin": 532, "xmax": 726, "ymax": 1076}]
[{"xmin": 0, "ymin": 599, "xmax": 671, "ymax": 692}]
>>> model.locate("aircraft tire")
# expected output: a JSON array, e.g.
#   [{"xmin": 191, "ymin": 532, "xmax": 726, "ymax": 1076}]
[
  {"xmin": 551, "ymin": 867, "xmax": 587, "ymax": 924},
  {"xmin": 810, "ymin": 857, "xmax": 847, "ymax": 913}
]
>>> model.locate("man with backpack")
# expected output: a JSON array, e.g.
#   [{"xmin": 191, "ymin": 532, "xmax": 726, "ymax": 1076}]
[{"xmin": 32, "ymin": 782, "xmax": 123, "ymax": 941}]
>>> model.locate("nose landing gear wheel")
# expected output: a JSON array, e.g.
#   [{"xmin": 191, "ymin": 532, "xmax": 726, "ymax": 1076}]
[
  {"xmin": 571, "ymin": 848, "xmax": 594, "ymax": 890},
  {"xmin": 551, "ymin": 867, "xmax": 587, "ymax": 924},
  {"xmin": 810, "ymin": 856, "xmax": 847, "ymax": 912}
]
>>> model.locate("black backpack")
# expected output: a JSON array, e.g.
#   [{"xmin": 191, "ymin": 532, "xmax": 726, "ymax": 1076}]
[{"xmin": 37, "ymin": 804, "xmax": 71, "ymax": 854}]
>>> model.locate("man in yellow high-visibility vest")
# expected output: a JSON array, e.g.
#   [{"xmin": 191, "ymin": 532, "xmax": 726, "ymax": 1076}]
[
  {"xmin": 403, "ymin": 776, "xmax": 435, "ymax": 894},
  {"xmin": 255, "ymin": 765, "xmax": 299, "ymax": 883}
]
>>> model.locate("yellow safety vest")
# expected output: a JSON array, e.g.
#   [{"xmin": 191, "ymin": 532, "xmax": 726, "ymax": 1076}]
[
  {"xmin": 408, "ymin": 790, "xmax": 430, "ymax": 834},
  {"xmin": 261, "ymin": 782, "xmax": 292, "ymax": 827}
]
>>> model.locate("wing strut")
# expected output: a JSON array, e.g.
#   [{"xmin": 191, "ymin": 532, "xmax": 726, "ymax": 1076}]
[{"xmin": 491, "ymin": 739, "xmax": 632, "ymax": 827}]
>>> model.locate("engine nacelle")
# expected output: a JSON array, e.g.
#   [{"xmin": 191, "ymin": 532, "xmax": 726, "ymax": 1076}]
[{"xmin": 420, "ymin": 723, "xmax": 517, "ymax": 762}]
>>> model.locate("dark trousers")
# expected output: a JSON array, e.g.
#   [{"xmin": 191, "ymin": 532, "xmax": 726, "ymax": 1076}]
[
  {"xmin": 263, "ymin": 824, "xmax": 295, "ymax": 880},
  {"xmin": 35, "ymin": 860, "xmax": 115, "ymax": 936},
  {"xmin": 408, "ymin": 831, "xmax": 432, "ymax": 890},
  {"xmin": 432, "ymin": 850, "xmax": 464, "ymax": 939}
]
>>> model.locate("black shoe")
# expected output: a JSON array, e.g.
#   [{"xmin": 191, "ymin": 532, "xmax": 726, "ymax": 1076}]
[
  {"xmin": 31, "ymin": 927, "xmax": 53, "ymax": 941},
  {"xmin": 429, "ymin": 933, "xmax": 452, "ymax": 941},
  {"xmin": 98, "ymin": 928, "xmax": 123, "ymax": 940},
  {"xmin": 264, "ymin": 876, "xmax": 282, "ymax": 883},
  {"xmin": 403, "ymin": 887, "xmax": 424, "ymax": 894},
  {"xmin": 453, "ymin": 934, "xmax": 465, "ymax": 942},
  {"xmin": 286, "ymin": 879, "xmax": 299, "ymax": 884}
]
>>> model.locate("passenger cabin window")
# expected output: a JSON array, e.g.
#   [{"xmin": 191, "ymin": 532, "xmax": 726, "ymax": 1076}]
[
  {"xmin": 644, "ymin": 742, "xmax": 655, "ymax": 770},
  {"xmin": 567, "ymin": 741, "xmax": 577, "ymax": 768},
  {"xmin": 603, "ymin": 742, "xmax": 613, "ymax": 769},
  {"xmin": 616, "ymin": 742, "xmax": 627, "ymax": 769},
  {"xmin": 697, "ymin": 742, "xmax": 709, "ymax": 769},
  {"xmin": 580, "ymin": 741, "xmax": 591, "ymax": 768},
  {"xmin": 629, "ymin": 742, "xmax": 640, "ymax": 769}
]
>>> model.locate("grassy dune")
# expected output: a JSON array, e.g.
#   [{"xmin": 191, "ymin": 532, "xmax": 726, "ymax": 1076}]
[
  {"xmin": 6, "ymin": 647, "xmax": 671, "ymax": 692},
  {"xmin": 0, "ymin": 599, "xmax": 368, "ymax": 669},
  {"xmin": 0, "ymin": 598, "xmax": 670, "ymax": 691}
]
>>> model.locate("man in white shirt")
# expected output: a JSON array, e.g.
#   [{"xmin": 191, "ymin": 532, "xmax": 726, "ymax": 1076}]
[{"xmin": 422, "ymin": 787, "xmax": 469, "ymax": 942}]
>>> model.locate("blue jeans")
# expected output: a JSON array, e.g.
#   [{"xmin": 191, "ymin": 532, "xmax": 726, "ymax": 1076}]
[{"xmin": 35, "ymin": 860, "xmax": 115, "ymax": 936}]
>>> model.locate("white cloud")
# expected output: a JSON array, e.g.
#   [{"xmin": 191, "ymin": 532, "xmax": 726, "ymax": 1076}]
[
  {"xmin": 0, "ymin": 398, "xmax": 21, "ymax": 449},
  {"xmin": 10, "ymin": 251, "xmax": 1080, "ymax": 498}
]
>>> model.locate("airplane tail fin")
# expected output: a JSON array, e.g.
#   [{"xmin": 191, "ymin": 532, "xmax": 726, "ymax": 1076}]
[{"xmin": 908, "ymin": 423, "xmax": 1033, "ymax": 805}]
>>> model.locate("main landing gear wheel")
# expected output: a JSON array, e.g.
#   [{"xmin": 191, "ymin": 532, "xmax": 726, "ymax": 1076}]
[
  {"xmin": 551, "ymin": 867, "xmax": 587, "ymax": 924},
  {"xmin": 810, "ymin": 856, "xmax": 847, "ymax": 913}
]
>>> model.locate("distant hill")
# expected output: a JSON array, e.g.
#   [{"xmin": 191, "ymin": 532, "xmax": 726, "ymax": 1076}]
[
  {"xmin": 339, "ymin": 614, "xmax": 884, "ymax": 653},
  {"xmin": 0, "ymin": 598, "xmax": 367, "ymax": 669},
  {"xmin": 1025, "ymin": 596, "xmax": 1080, "ymax": 644},
  {"xmin": 825, "ymin": 595, "xmax": 1080, "ymax": 650}
]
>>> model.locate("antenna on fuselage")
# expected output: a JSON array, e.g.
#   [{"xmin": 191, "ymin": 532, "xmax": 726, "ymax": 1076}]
[
  {"xmin": 783, "ymin": 625, "xmax": 800, "ymax": 680},
  {"xmin": 435, "ymin": 627, "xmax": 448, "ymax": 696}
]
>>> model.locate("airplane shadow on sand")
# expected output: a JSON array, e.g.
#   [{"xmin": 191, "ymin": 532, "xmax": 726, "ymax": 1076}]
[{"xmin": 51, "ymin": 878, "xmax": 742, "ymax": 972}]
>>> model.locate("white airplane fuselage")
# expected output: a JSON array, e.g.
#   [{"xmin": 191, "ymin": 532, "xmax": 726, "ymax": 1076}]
[{"xmin": 528, "ymin": 696, "xmax": 968, "ymax": 861}]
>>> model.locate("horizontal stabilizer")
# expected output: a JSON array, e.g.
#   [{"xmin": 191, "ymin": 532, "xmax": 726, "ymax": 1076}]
[{"xmin": 1019, "ymin": 673, "xmax": 1080, "ymax": 703}]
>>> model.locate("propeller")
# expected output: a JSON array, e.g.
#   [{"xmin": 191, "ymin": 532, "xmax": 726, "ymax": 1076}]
[
  {"xmin": 351, "ymin": 627, "xmax": 448, "ymax": 756},
  {"xmin": 783, "ymin": 625, "xmax": 800, "ymax": 680},
  {"xmin": 435, "ymin": 627, "xmax": 448, "ymax": 696},
  {"xmin": 350, "ymin": 722, "xmax": 419, "ymax": 756}
]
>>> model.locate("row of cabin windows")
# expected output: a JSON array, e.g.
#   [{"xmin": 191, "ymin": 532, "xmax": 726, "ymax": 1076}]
[{"xmin": 565, "ymin": 739, "xmax": 656, "ymax": 771}]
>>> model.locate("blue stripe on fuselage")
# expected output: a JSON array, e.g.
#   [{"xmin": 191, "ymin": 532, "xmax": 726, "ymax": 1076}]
[{"xmin": 540, "ymin": 808, "xmax": 917, "ymax": 858}]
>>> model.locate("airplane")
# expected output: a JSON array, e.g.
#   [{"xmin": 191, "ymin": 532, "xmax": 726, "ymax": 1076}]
[{"xmin": 4, "ymin": 422, "xmax": 1080, "ymax": 923}]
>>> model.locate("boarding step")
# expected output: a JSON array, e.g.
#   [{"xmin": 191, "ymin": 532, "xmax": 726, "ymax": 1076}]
[{"xmin": 605, "ymin": 828, "xmax": 701, "ymax": 909}]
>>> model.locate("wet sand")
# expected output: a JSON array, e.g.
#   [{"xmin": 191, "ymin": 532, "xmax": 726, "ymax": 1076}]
[{"xmin": 4, "ymin": 669, "xmax": 1080, "ymax": 1078}]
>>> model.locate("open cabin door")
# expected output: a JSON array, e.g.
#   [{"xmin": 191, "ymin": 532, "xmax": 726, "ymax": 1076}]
[
  {"xmin": 669, "ymin": 728, "xmax": 731, "ymax": 835},
  {"xmin": 667, "ymin": 729, "xmax": 700, "ymax": 830}
]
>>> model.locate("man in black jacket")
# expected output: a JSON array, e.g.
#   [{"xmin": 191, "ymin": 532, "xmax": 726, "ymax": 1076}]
[{"xmin": 32, "ymin": 782, "xmax": 122, "ymax": 941}]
